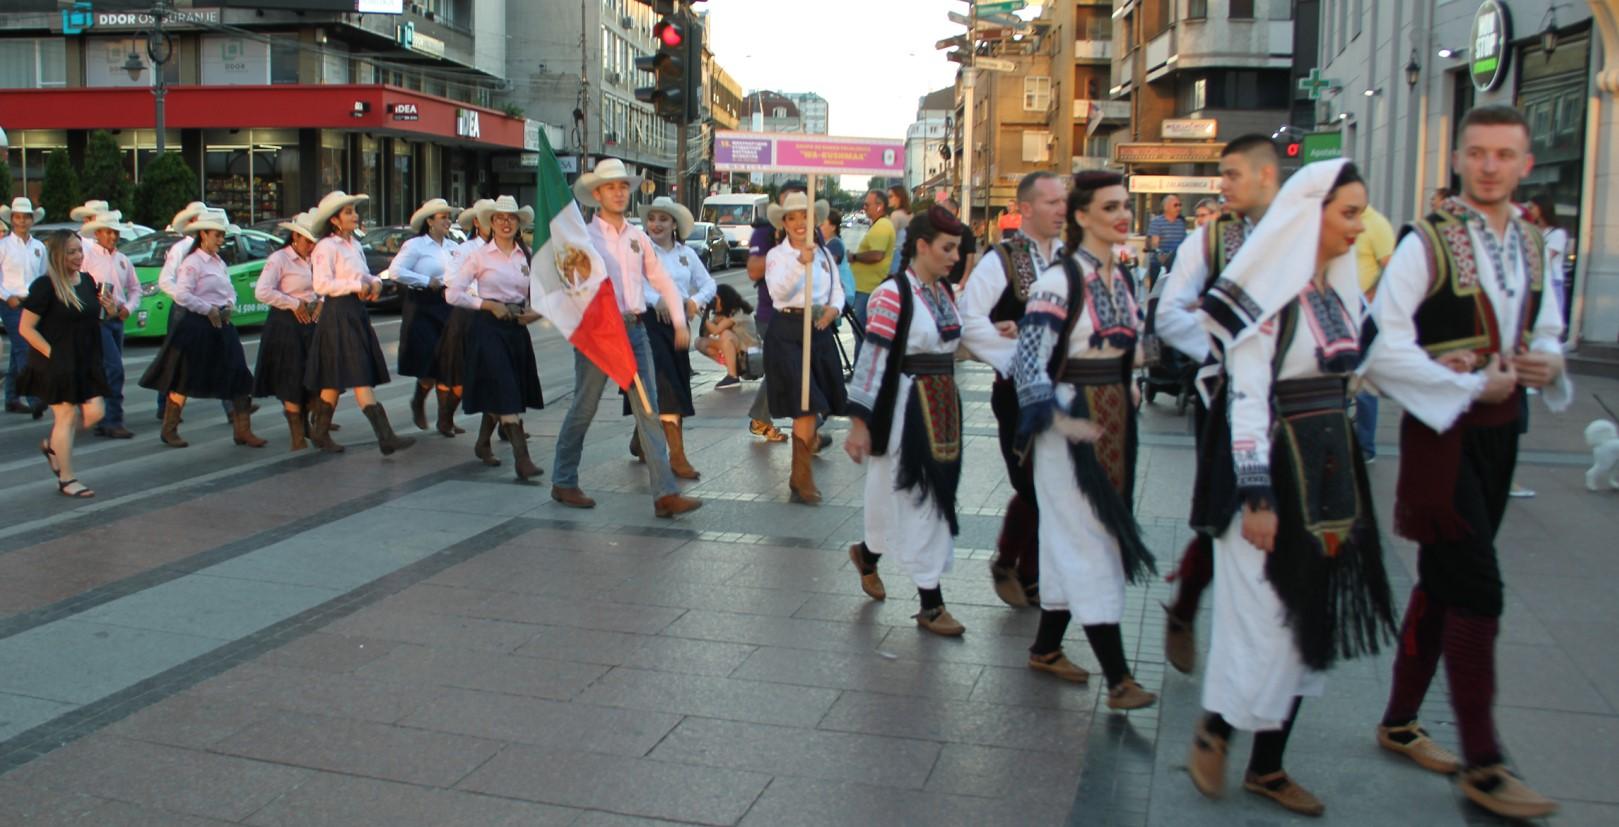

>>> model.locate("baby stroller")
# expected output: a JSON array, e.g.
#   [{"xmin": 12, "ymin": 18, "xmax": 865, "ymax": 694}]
[{"xmin": 1138, "ymin": 346, "xmax": 1198, "ymax": 415}]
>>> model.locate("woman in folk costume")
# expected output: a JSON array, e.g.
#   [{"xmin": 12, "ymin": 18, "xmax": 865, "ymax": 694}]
[
  {"xmin": 304, "ymin": 190, "xmax": 414, "ymax": 455},
  {"xmin": 253, "ymin": 212, "xmax": 322, "ymax": 451},
  {"xmin": 844, "ymin": 206, "xmax": 968, "ymax": 636},
  {"xmin": 391, "ymin": 198, "xmax": 462, "ymax": 434},
  {"xmin": 138, "ymin": 210, "xmax": 267, "ymax": 449},
  {"xmin": 762, "ymin": 192, "xmax": 846, "ymax": 503},
  {"xmin": 627, "ymin": 196, "xmax": 715, "ymax": 480},
  {"xmin": 446, "ymin": 195, "xmax": 546, "ymax": 481},
  {"xmin": 1186, "ymin": 160, "xmax": 1405, "ymax": 816},
  {"xmin": 1011, "ymin": 171, "xmax": 1158, "ymax": 711},
  {"xmin": 435, "ymin": 198, "xmax": 495, "ymax": 440}
]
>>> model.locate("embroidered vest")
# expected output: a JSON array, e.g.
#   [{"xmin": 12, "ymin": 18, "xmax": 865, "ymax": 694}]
[
  {"xmin": 990, "ymin": 237, "xmax": 1043, "ymax": 323},
  {"xmin": 1201, "ymin": 216, "xmax": 1250, "ymax": 292},
  {"xmin": 1404, "ymin": 209, "xmax": 1544, "ymax": 358}
]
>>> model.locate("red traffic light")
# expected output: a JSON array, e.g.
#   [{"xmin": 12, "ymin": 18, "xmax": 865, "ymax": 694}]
[
  {"xmin": 655, "ymin": 19, "xmax": 684, "ymax": 48},
  {"xmin": 1285, "ymin": 141, "xmax": 1301, "ymax": 158}
]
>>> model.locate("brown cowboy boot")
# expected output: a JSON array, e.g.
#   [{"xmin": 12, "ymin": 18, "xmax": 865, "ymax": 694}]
[
  {"xmin": 500, "ymin": 421, "xmax": 542, "ymax": 482},
  {"xmin": 410, "ymin": 382, "xmax": 430, "ymax": 430},
  {"xmin": 664, "ymin": 418, "xmax": 700, "ymax": 480},
  {"xmin": 788, "ymin": 434, "xmax": 820, "ymax": 504},
  {"xmin": 361, "ymin": 404, "xmax": 416, "ymax": 456},
  {"xmin": 231, "ymin": 397, "xmax": 267, "ymax": 448},
  {"xmin": 283, "ymin": 410, "xmax": 308, "ymax": 451},
  {"xmin": 435, "ymin": 388, "xmax": 461, "ymax": 437},
  {"xmin": 308, "ymin": 399, "xmax": 345, "ymax": 453},
  {"xmin": 474, "ymin": 413, "xmax": 501, "ymax": 466},
  {"xmin": 160, "ymin": 398, "xmax": 187, "ymax": 448}
]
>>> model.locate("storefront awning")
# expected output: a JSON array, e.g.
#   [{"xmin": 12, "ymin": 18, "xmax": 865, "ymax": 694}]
[{"xmin": 0, "ymin": 84, "xmax": 525, "ymax": 150}]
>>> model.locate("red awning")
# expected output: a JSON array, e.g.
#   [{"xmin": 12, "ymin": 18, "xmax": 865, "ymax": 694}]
[{"xmin": 0, "ymin": 84, "xmax": 525, "ymax": 150}]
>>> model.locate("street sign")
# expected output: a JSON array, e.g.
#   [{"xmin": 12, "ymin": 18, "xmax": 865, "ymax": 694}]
[
  {"xmin": 1160, "ymin": 118, "xmax": 1217, "ymax": 140},
  {"xmin": 978, "ymin": 0, "xmax": 1027, "ymax": 13},
  {"xmin": 1298, "ymin": 67, "xmax": 1340, "ymax": 101},
  {"xmin": 948, "ymin": 11, "xmax": 972, "ymax": 26},
  {"xmin": 936, "ymin": 35, "xmax": 967, "ymax": 50},
  {"xmin": 712, "ymin": 130, "xmax": 904, "ymax": 176},
  {"xmin": 1129, "ymin": 175, "xmax": 1221, "ymax": 195},
  {"xmin": 1114, "ymin": 142, "xmax": 1225, "ymax": 164},
  {"xmin": 976, "ymin": 57, "xmax": 1017, "ymax": 72},
  {"xmin": 1302, "ymin": 132, "xmax": 1343, "ymax": 162}
]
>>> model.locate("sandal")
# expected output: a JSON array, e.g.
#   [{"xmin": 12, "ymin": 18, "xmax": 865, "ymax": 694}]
[
  {"xmin": 41, "ymin": 439, "xmax": 60, "ymax": 476},
  {"xmin": 57, "ymin": 478, "xmax": 95, "ymax": 498}
]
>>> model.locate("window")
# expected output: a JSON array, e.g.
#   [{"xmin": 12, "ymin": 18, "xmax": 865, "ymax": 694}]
[
  {"xmin": 1024, "ymin": 76, "xmax": 1050, "ymax": 111},
  {"xmin": 270, "ymin": 36, "xmax": 300, "ymax": 85},
  {"xmin": 1230, "ymin": 0, "xmax": 1255, "ymax": 19},
  {"xmin": 1022, "ymin": 130, "xmax": 1051, "ymax": 162},
  {"xmin": 1353, "ymin": 0, "xmax": 1363, "ymax": 37},
  {"xmin": 1188, "ymin": 0, "xmax": 1208, "ymax": 19}
]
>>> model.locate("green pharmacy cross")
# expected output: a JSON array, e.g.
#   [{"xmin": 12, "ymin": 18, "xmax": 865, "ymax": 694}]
[{"xmin": 1298, "ymin": 68, "xmax": 1341, "ymax": 101}]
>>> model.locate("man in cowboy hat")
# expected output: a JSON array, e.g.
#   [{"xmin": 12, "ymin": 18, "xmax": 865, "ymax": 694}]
[
  {"xmin": 552, "ymin": 157, "xmax": 701, "ymax": 518},
  {"xmin": 0, "ymin": 197, "xmax": 47, "ymax": 413},
  {"xmin": 80, "ymin": 208, "xmax": 142, "ymax": 438}
]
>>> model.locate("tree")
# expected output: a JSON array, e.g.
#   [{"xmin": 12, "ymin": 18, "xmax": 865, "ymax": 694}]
[
  {"xmin": 0, "ymin": 158, "xmax": 11, "ymax": 205},
  {"xmin": 132, "ymin": 152, "xmax": 199, "ymax": 229},
  {"xmin": 40, "ymin": 150, "xmax": 80, "ymax": 222},
  {"xmin": 80, "ymin": 130, "xmax": 135, "ymax": 216}
]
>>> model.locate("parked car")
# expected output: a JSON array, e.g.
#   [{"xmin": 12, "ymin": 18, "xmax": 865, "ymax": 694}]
[
  {"xmin": 31, "ymin": 221, "xmax": 155, "ymax": 243},
  {"xmin": 117, "ymin": 228, "xmax": 285, "ymax": 339},
  {"xmin": 683, "ymin": 221, "xmax": 729, "ymax": 270},
  {"xmin": 360, "ymin": 225, "xmax": 414, "ymax": 311}
]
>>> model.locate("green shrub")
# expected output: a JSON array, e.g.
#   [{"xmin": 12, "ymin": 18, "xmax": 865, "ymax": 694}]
[
  {"xmin": 80, "ymin": 130, "xmax": 135, "ymax": 216},
  {"xmin": 39, "ymin": 149, "xmax": 81, "ymax": 221},
  {"xmin": 132, "ymin": 151, "xmax": 199, "ymax": 228}
]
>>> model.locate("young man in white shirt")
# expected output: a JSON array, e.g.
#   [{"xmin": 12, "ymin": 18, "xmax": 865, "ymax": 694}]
[{"xmin": 0, "ymin": 198, "xmax": 47, "ymax": 413}]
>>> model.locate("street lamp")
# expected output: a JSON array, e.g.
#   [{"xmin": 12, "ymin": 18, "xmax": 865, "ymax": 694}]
[
  {"xmin": 1540, "ymin": 8, "xmax": 1562, "ymax": 56},
  {"xmin": 118, "ymin": 1, "xmax": 175, "ymax": 154},
  {"xmin": 1405, "ymin": 51, "xmax": 1421, "ymax": 88}
]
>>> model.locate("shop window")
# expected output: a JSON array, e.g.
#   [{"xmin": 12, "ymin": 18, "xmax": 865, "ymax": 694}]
[
  {"xmin": 1231, "ymin": 0, "xmax": 1255, "ymax": 19},
  {"xmin": 320, "ymin": 131, "xmax": 348, "ymax": 200},
  {"xmin": 356, "ymin": 134, "xmax": 380, "ymax": 224},
  {"xmin": 390, "ymin": 141, "xmax": 415, "ymax": 226}
]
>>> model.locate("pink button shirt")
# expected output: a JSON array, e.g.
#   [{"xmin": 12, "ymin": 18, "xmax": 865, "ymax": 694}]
[
  {"xmin": 311, "ymin": 234, "xmax": 377, "ymax": 297},
  {"xmin": 255, "ymin": 246, "xmax": 316, "ymax": 310},
  {"xmin": 81, "ymin": 240, "xmax": 142, "ymax": 316},
  {"xmin": 586, "ymin": 216, "xmax": 685, "ymax": 327},
  {"xmin": 172, "ymin": 249, "xmax": 235, "ymax": 314},
  {"xmin": 447, "ymin": 239, "xmax": 532, "ymax": 309}
]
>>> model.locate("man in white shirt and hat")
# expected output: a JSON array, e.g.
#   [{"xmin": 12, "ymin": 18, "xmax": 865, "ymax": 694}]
[
  {"xmin": 79, "ymin": 207, "xmax": 143, "ymax": 438},
  {"xmin": 0, "ymin": 197, "xmax": 47, "ymax": 413},
  {"xmin": 551, "ymin": 158, "xmax": 702, "ymax": 518}
]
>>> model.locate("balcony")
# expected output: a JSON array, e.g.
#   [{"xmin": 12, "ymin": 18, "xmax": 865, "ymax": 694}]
[
  {"xmin": 1145, "ymin": 29, "xmax": 1174, "ymax": 73},
  {"xmin": 1074, "ymin": 40, "xmax": 1112, "ymax": 62},
  {"xmin": 1074, "ymin": 99, "xmax": 1129, "ymax": 122}
]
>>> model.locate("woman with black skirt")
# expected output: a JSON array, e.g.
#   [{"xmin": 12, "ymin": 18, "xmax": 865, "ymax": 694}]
[
  {"xmin": 17, "ymin": 230, "xmax": 109, "ymax": 497},
  {"xmin": 391, "ymin": 198, "xmax": 461, "ymax": 433},
  {"xmin": 445, "ymin": 195, "xmax": 544, "ymax": 480},
  {"xmin": 763, "ymin": 192, "xmax": 845, "ymax": 503},
  {"xmin": 253, "ymin": 211, "xmax": 321, "ymax": 450},
  {"xmin": 304, "ymin": 190, "xmax": 414, "ymax": 455},
  {"xmin": 433, "ymin": 198, "xmax": 494, "ymax": 439},
  {"xmin": 139, "ymin": 210, "xmax": 266, "ymax": 450}
]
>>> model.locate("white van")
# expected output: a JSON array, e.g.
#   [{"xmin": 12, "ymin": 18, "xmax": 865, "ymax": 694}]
[{"xmin": 700, "ymin": 193, "xmax": 769, "ymax": 266}]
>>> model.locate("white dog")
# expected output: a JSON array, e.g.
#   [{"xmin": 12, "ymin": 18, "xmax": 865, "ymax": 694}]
[{"xmin": 1585, "ymin": 420, "xmax": 1619, "ymax": 491}]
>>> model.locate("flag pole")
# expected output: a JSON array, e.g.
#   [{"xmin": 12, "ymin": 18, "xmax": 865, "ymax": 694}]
[
  {"xmin": 800, "ymin": 174, "xmax": 817, "ymax": 412},
  {"xmin": 632, "ymin": 373, "xmax": 655, "ymax": 418}
]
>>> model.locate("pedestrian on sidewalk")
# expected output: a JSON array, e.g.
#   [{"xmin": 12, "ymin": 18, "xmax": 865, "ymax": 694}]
[
  {"xmin": 16, "ymin": 230, "xmax": 107, "ymax": 497},
  {"xmin": 1154, "ymin": 135, "xmax": 1283, "ymax": 675},
  {"xmin": 696, "ymin": 283, "xmax": 756, "ymax": 389},
  {"xmin": 550, "ymin": 158, "xmax": 701, "ymax": 518},
  {"xmin": 884, "ymin": 185, "xmax": 913, "ymax": 282},
  {"xmin": 848, "ymin": 190, "xmax": 897, "ymax": 366},
  {"xmin": 0, "ymin": 197, "xmax": 47, "ymax": 415},
  {"xmin": 77, "ymin": 207, "xmax": 140, "ymax": 439},
  {"xmin": 447, "ymin": 195, "xmax": 545, "ymax": 482},
  {"xmin": 763, "ymin": 191, "xmax": 845, "ymax": 505},
  {"xmin": 1192, "ymin": 198, "xmax": 1220, "ymax": 229},
  {"xmin": 958, "ymin": 170, "xmax": 1066, "ymax": 610},
  {"xmin": 138, "ymin": 210, "xmax": 266, "ymax": 450},
  {"xmin": 435, "ymin": 198, "xmax": 495, "ymax": 440},
  {"xmin": 844, "ymin": 205, "xmax": 968, "ymax": 636},
  {"xmin": 153, "ymin": 202, "xmax": 235, "ymax": 425},
  {"xmin": 1145, "ymin": 195, "xmax": 1188, "ymax": 293},
  {"xmin": 1367, "ymin": 105, "xmax": 1568, "ymax": 820},
  {"xmin": 303, "ymin": 191, "xmax": 414, "ymax": 456},
  {"xmin": 742, "ymin": 184, "xmax": 805, "ymax": 445},
  {"xmin": 253, "ymin": 212, "xmax": 322, "ymax": 451},
  {"xmin": 1012, "ymin": 171, "xmax": 1157, "ymax": 711},
  {"xmin": 391, "ymin": 198, "xmax": 463, "ymax": 435},
  {"xmin": 1185, "ymin": 160, "xmax": 1403, "ymax": 817},
  {"xmin": 629, "ymin": 196, "xmax": 714, "ymax": 481}
]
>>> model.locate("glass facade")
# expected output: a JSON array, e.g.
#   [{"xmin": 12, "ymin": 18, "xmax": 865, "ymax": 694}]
[
  {"xmin": 355, "ymin": 134, "xmax": 380, "ymax": 225},
  {"xmin": 202, "ymin": 128, "xmax": 299, "ymax": 224}
]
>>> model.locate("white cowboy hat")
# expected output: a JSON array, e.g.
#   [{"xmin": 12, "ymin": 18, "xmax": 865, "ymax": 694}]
[
  {"xmin": 310, "ymin": 190, "xmax": 370, "ymax": 236},
  {"xmin": 457, "ymin": 198, "xmax": 495, "ymax": 232},
  {"xmin": 278, "ymin": 211, "xmax": 319, "ymax": 243},
  {"xmin": 70, "ymin": 200, "xmax": 112, "ymax": 222},
  {"xmin": 409, "ymin": 198, "xmax": 461, "ymax": 234},
  {"xmin": 182, "ymin": 209, "xmax": 238, "ymax": 236},
  {"xmin": 81, "ymin": 209, "xmax": 129, "ymax": 235},
  {"xmin": 7, "ymin": 197, "xmax": 43, "ymax": 221},
  {"xmin": 637, "ymin": 196, "xmax": 694, "ymax": 238},
  {"xmin": 486, "ymin": 195, "xmax": 536, "ymax": 229},
  {"xmin": 168, "ymin": 201, "xmax": 208, "ymax": 232},
  {"xmin": 767, "ymin": 193, "xmax": 831, "ymax": 230},
  {"xmin": 573, "ymin": 158, "xmax": 642, "ymax": 207},
  {"xmin": 0, "ymin": 205, "xmax": 10, "ymax": 227}
]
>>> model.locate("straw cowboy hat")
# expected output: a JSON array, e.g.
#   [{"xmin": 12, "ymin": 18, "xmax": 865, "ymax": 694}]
[
  {"xmin": 70, "ymin": 200, "xmax": 112, "ymax": 222},
  {"xmin": 573, "ymin": 158, "xmax": 642, "ymax": 208},
  {"xmin": 81, "ymin": 209, "xmax": 129, "ymax": 235},
  {"xmin": 310, "ymin": 190, "xmax": 369, "ymax": 235},
  {"xmin": 637, "ymin": 196, "xmax": 694, "ymax": 238},
  {"xmin": 7, "ymin": 197, "xmax": 44, "ymax": 222},
  {"xmin": 409, "ymin": 198, "xmax": 460, "ymax": 234},
  {"xmin": 767, "ymin": 192, "xmax": 831, "ymax": 230},
  {"xmin": 486, "ymin": 195, "xmax": 536, "ymax": 229},
  {"xmin": 457, "ymin": 198, "xmax": 495, "ymax": 232},
  {"xmin": 168, "ymin": 201, "xmax": 208, "ymax": 232},
  {"xmin": 182, "ymin": 209, "xmax": 238, "ymax": 236},
  {"xmin": 0, "ymin": 205, "xmax": 9, "ymax": 228},
  {"xmin": 278, "ymin": 211, "xmax": 319, "ymax": 244}
]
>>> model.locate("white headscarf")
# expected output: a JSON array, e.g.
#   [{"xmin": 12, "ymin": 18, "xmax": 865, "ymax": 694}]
[{"xmin": 1199, "ymin": 158, "xmax": 1361, "ymax": 351}]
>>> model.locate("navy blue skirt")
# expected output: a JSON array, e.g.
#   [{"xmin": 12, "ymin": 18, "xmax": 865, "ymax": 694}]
[
  {"xmin": 398, "ymin": 287, "xmax": 451, "ymax": 378},
  {"xmin": 622, "ymin": 311, "xmax": 694, "ymax": 417},
  {"xmin": 303, "ymin": 294, "xmax": 390, "ymax": 392},
  {"xmin": 254, "ymin": 308, "xmax": 316, "ymax": 403},
  {"xmin": 764, "ymin": 310, "xmax": 846, "ymax": 419},
  {"xmin": 434, "ymin": 307, "xmax": 474, "ymax": 387},
  {"xmin": 460, "ymin": 311, "xmax": 545, "ymax": 416},
  {"xmin": 139, "ymin": 310, "xmax": 254, "ymax": 400}
]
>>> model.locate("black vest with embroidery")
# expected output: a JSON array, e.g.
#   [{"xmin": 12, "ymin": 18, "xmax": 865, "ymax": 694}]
[
  {"xmin": 990, "ymin": 237, "xmax": 1044, "ymax": 324},
  {"xmin": 1201, "ymin": 216, "xmax": 1251, "ymax": 292},
  {"xmin": 1403, "ymin": 208, "xmax": 1545, "ymax": 358}
]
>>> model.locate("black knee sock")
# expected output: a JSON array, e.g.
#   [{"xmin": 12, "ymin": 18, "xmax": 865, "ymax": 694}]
[
  {"xmin": 918, "ymin": 586, "xmax": 944, "ymax": 611},
  {"xmin": 1030, "ymin": 609, "xmax": 1071, "ymax": 656},
  {"xmin": 856, "ymin": 542, "xmax": 881, "ymax": 570},
  {"xmin": 1204, "ymin": 712, "xmax": 1234, "ymax": 740},
  {"xmin": 1083, "ymin": 623, "xmax": 1130, "ymax": 687},
  {"xmin": 1248, "ymin": 697, "xmax": 1303, "ymax": 776}
]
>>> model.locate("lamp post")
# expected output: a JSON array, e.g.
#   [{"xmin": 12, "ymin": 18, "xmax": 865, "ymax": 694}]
[{"xmin": 121, "ymin": 1, "xmax": 175, "ymax": 154}]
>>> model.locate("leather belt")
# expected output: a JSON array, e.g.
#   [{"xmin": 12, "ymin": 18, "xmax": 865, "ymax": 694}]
[
  {"xmin": 1059, "ymin": 357, "xmax": 1127, "ymax": 386},
  {"xmin": 901, "ymin": 353, "xmax": 955, "ymax": 376},
  {"xmin": 621, "ymin": 312, "xmax": 642, "ymax": 325}
]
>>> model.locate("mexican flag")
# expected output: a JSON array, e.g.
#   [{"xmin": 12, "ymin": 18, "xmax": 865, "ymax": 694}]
[{"xmin": 529, "ymin": 132, "xmax": 638, "ymax": 390}]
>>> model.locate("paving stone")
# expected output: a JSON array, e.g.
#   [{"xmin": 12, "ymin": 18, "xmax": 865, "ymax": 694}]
[
  {"xmin": 0, "ymin": 620, "xmax": 225, "ymax": 705},
  {"xmin": 661, "ymin": 609, "xmax": 888, "ymax": 655},
  {"xmin": 252, "ymin": 633, "xmax": 400, "ymax": 674},
  {"xmin": 567, "ymin": 813, "xmax": 699, "ymax": 827},
  {"xmin": 0, "ymin": 778, "xmax": 108, "ymax": 827},
  {"xmin": 53, "ymin": 798, "xmax": 243, "ymax": 826},
  {"xmin": 1494, "ymin": 706, "xmax": 1619, "ymax": 804},
  {"xmin": 354, "ymin": 644, "xmax": 609, "ymax": 701},
  {"xmin": 575, "ymin": 667, "xmax": 842, "ymax": 728},
  {"xmin": 874, "ymin": 625, "xmax": 1045, "ymax": 670},
  {"xmin": 213, "ymin": 711, "xmax": 503, "ymax": 787},
  {"xmin": 924, "ymin": 743, "xmax": 1085, "ymax": 803},
  {"xmin": 818, "ymin": 691, "xmax": 1091, "ymax": 754},
  {"xmin": 185, "ymin": 664, "xmax": 436, "ymax": 724},
  {"xmin": 792, "ymin": 592, "xmax": 1041, "ymax": 638},
  {"xmin": 104, "ymin": 693, "xmax": 269, "ymax": 750},
  {"xmin": 509, "ymin": 626, "xmax": 756, "ymax": 676},
  {"xmin": 422, "ymin": 562, "xmax": 630, "ymax": 597},
  {"xmin": 243, "ymin": 771, "xmax": 580, "ymax": 827},
  {"xmin": 649, "ymin": 716, "xmax": 940, "ymax": 789},
  {"xmin": 728, "ymin": 646, "xmax": 984, "ymax": 701},
  {"xmin": 0, "ymin": 691, "xmax": 76, "ymax": 742},
  {"xmin": 400, "ymin": 686, "xmax": 680, "ymax": 757},
  {"xmin": 321, "ymin": 607, "xmax": 541, "ymax": 654},
  {"xmin": 737, "ymin": 775, "xmax": 1070, "ymax": 827},
  {"xmin": 456, "ymin": 744, "xmax": 771, "ymax": 825},
  {"xmin": 605, "ymin": 578, "xmax": 812, "ymax": 617},
  {"xmin": 380, "ymin": 480, "xmax": 550, "ymax": 517},
  {"xmin": 967, "ymin": 665, "xmax": 1106, "ymax": 712},
  {"xmin": 74, "ymin": 574, "xmax": 341, "ymax": 641},
  {"xmin": 469, "ymin": 592, "xmax": 685, "ymax": 635}
]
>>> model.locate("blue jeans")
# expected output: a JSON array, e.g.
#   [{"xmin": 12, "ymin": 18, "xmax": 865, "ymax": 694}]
[
  {"xmin": 1354, "ymin": 390, "xmax": 1378, "ymax": 460},
  {"xmin": 2, "ymin": 302, "xmax": 30, "ymax": 406},
  {"xmin": 552, "ymin": 321, "xmax": 678, "ymax": 497},
  {"xmin": 850, "ymin": 291, "xmax": 870, "ymax": 365},
  {"xmin": 100, "ymin": 319, "xmax": 126, "ymax": 426}
]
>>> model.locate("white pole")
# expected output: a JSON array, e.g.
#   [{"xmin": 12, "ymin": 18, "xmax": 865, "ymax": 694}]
[
  {"xmin": 961, "ymin": 71, "xmax": 975, "ymax": 229},
  {"xmin": 800, "ymin": 174, "xmax": 817, "ymax": 411}
]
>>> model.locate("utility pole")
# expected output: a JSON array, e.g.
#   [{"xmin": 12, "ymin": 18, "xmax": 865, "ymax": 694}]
[
  {"xmin": 960, "ymin": 2, "xmax": 977, "ymax": 227},
  {"xmin": 121, "ymin": 0, "xmax": 174, "ymax": 153}
]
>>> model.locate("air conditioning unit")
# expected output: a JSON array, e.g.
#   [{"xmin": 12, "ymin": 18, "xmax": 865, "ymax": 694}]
[
  {"xmin": 621, "ymin": 16, "xmax": 634, "ymax": 29},
  {"xmin": 608, "ymin": 71, "xmax": 621, "ymax": 85}
]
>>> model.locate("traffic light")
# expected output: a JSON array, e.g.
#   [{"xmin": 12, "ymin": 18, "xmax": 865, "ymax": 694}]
[
  {"xmin": 1285, "ymin": 138, "xmax": 1302, "ymax": 158},
  {"xmin": 635, "ymin": 15, "xmax": 686, "ymax": 121}
]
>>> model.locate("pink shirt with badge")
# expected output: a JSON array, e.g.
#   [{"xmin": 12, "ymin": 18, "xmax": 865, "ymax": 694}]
[
  {"xmin": 447, "ymin": 240, "xmax": 531, "ymax": 309},
  {"xmin": 172, "ymin": 248, "xmax": 235, "ymax": 314},
  {"xmin": 586, "ymin": 215, "xmax": 686, "ymax": 326},
  {"xmin": 81, "ymin": 240, "xmax": 142, "ymax": 315},
  {"xmin": 311, "ymin": 234, "xmax": 377, "ymax": 297},
  {"xmin": 255, "ymin": 246, "xmax": 316, "ymax": 310}
]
